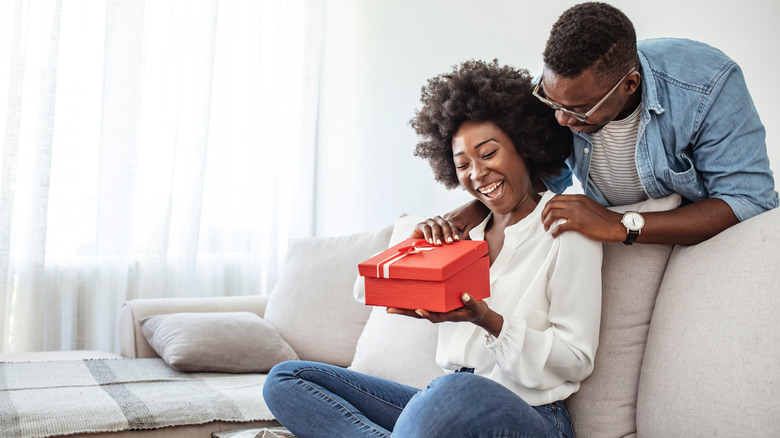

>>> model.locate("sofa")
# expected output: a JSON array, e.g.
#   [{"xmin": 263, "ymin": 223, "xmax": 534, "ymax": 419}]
[{"xmin": 2, "ymin": 204, "xmax": 778, "ymax": 438}]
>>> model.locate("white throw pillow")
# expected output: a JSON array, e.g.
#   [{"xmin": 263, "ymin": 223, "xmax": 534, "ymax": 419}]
[
  {"xmin": 349, "ymin": 215, "xmax": 444, "ymax": 388},
  {"xmin": 140, "ymin": 311, "xmax": 298, "ymax": 373},
  {"xmin": 349, "ymin": 306, "xmax": 444, "ymax": 388},
  {"xmin": 263, "ymin": 224, "xmax": 393, "ymax": 367},
  {"xmin": 566, "ymin": 194, "xmax": 681, "ymax": 438}
]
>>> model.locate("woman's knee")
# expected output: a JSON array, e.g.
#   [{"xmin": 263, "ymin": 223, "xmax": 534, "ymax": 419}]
[
  {"xmin": 401, "ymin": 374, "xmax": 490, "ymax": 420},
  {"xmin": 425, "ymin": 372, "xmax": 489, "ymax": 400},
  {"xmin": 263, "ymin": 360, "xmax": 308, "ymax": 406},
  {"xmin": 394, "ymin": 373, "xmax": 532, "ymax": 436}
]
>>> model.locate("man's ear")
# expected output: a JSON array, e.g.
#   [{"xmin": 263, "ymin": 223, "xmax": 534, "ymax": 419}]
[{"xmin": 625, "ymin": 71, "xmax": 641, "ymax": 95}]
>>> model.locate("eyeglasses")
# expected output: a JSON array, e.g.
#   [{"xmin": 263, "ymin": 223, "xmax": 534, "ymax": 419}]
[{"xmin": 532, "ymin": 67, "xmax": 636, "ymax": 123}]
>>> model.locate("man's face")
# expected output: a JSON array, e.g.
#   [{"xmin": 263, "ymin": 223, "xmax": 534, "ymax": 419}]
[{"xmin": 538, "ymin": 66, "xmax": 640, "ymax": 135}]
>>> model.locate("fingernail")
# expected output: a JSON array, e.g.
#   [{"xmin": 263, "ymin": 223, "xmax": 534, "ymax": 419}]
[
  {"xmin": 462, "ymin": 293, "xmax": 471, "ymax": 302},
  {"xmin": 446, "ymin": 237, "xmax": 453, "ymax": 244},
  {"xmin": 436, "ymin": 239, "xmax": 442, "ymax": 246},
  {"xmin": 427, "ymin": 238, "xmax": 432, "ymax": 244},
  {"xmin": 454, "ymin": 234, "xmax": 460, "ymax": 241},
  {"xmin": 415, "ymin": 309, "xmax": 424, "ymax": 317}
]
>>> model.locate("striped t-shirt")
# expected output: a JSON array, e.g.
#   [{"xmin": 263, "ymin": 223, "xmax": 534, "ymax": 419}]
[{"xmin": 588, "ymin": 104, "xmax": 648, "ymax": 206}]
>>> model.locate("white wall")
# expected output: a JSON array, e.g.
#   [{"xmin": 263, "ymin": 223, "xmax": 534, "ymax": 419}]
[{"xmin": 315, "ymin": 0, "xmax": 780, "ymax": 237}]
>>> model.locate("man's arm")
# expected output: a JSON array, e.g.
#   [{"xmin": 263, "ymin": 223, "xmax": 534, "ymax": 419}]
[
  {"xmin": 541, "ymin": 195, "xmax": 738, "ymax": 246},
  {"xmin": 687, "ymin": 62, "xmax": 776, "ymax": 222},
  {"xmin": 426, "ymin": 199, "xmax": 490, "ymax": 243}
]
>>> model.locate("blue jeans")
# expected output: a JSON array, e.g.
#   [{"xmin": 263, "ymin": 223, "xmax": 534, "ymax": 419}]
[{"xmin": 263, "ymin": 360, "xmax": 575, "ymax": 438}]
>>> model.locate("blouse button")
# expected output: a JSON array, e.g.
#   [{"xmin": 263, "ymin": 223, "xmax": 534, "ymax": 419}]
[{"xmin": 584, "ymin": 147, "xmax": 590, "ymax": 154}]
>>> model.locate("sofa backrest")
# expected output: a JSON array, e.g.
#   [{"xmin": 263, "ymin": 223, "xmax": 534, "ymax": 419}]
[{"xmin": 637, "ymin": 207, "xmax": 780, "ymax": 437}]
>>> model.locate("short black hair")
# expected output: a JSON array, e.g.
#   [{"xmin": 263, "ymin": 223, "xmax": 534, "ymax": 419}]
[
  {"xmin": 543, "ymin": 2, "xmax": 638, "ymax": 81},
  {"xmin": 410, "ymin": 59, "xmax": 571, "ymax": 189}
]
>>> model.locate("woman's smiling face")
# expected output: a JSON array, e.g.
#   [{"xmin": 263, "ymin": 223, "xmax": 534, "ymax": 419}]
[{"xmin": 452, "ymin": 120, "xmax": 536, "ymax": 219}]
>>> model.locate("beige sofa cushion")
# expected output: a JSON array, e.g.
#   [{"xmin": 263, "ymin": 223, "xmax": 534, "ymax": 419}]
[
  {"xmin": 141, "ymin": 311, "xmax": 298, "ymax": 373},
  {"xmin": 264, "ymin": 225, "xmax": 393, "ymax": 367},
  {"xmin": 566, "ymin": 195, "xmax": 680, "ymax": 438},
  {"xmin": 637, "ymin": 208, "xmax": 780, "ymax": 437}
]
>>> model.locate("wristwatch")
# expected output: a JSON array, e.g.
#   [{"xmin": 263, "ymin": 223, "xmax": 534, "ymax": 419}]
[{"xmin": 621, "ymin": 211, "xmax": 645, "ymax": 246}]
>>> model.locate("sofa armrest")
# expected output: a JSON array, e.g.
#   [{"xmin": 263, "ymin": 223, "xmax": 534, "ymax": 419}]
[{"xmin": 118, "ymin": 295, "xmax": 270, "ymax": 358}]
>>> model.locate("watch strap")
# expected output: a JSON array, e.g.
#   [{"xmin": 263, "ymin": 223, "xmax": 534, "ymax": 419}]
[{"xmin": 623, "ymin": 229, "xmax": 640, "ymax": 246}]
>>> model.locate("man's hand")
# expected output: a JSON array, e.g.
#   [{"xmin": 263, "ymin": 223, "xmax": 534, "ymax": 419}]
[
  {"xmin": 541, "ymin": 194, "xmax": 625, "ymax": 242},
  {"xmin": 540, "ymin": 194, "xmax": 739, "ymax": 245}
]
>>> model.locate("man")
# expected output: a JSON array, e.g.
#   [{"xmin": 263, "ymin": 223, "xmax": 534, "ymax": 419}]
[{"xmin": 437, "ymin": 2, "xmax": 777, "ymax": 246}]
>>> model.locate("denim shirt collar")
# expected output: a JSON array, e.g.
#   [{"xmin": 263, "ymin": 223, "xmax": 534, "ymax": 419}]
[{"xmin": 637, "ymin": 50, "xmax": 664, "ymax": 117}]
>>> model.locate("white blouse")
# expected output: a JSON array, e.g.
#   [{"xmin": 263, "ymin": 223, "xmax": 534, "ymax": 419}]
[
  {"xmin": 437, "ymin": 191, "xmax": 602, "ymax": 406},
  {"xmin": 353, "ymin": 191, "xmax": 602, "ymax": 406}
]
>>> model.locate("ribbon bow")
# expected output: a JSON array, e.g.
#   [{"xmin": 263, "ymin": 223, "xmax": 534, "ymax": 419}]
[
  {"xmin": 376, "ymin": 241, "xmax": 435, "ymax": 278},
  {"xmin": 396, "ymin": 242, "xmax": 435, "ymax": 255}
]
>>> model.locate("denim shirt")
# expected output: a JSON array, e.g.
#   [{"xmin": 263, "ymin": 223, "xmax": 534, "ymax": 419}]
[{"xmin": 544, "ymin": 38, "xmax": 778, "ymax": 221}]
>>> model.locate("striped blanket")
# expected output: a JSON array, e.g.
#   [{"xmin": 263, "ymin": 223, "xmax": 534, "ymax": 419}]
[{"xmin": 0, "ymin": 358, "xmax": 274, "ymax": 438}]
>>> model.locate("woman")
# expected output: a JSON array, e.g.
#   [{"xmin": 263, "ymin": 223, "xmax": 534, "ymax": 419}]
[{"xmin": 263, "ymin": 60, "xmax": 602, "ymax": 438}]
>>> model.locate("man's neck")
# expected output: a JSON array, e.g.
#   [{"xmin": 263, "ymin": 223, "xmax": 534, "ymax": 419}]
[{"xmin": 615, "ymin": 81, "xmax": 642, "ymax": 121}]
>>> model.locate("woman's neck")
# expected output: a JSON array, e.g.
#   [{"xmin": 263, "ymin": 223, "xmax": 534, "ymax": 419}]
[
  {"xmin": 486, "ymin": 190, "xmax": 541, "ymax": 232},
  {"xmin": 483, "ymin": 190, "xmax": 541, "ymax": 264}
]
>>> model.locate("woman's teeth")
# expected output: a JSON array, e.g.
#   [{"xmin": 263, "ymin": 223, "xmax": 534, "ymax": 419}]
[{"xmin": 479, "ymin": 181, "xmax": 502, "ymax": 195}]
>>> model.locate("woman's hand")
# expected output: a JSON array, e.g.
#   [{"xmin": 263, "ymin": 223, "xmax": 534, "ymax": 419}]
[
  {"xmin": 443, "ymin": 200, "xmax": 490, "ymax": 241},
  {"xmin": 387, "ymin": 293, "xmax": 504, "ymax": 337},
  {"xmin": 409, "ymin": 200, "xmax": 490, "ymax": 245},
  {"xmin": 410, "ymin": 216, "xmax": 461, "ymax": 245}
]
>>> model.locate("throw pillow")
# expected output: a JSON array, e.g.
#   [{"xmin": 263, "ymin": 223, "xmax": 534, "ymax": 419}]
[
  {"xmin": 140, "ymin": 311, "xmax": 298, "ymax": 373},
  {"xmin": 349, "ymin": 306, "xmax": 443, "ymax": 388},
  {"xmin": 349, "ymin": 214, "xmax": 444, "ymax": 388},
  {"xmin": 565, "ymin": 194, "xmax": 681, "ymax": 438},
  {"xmin": 263, "ymin": 224, "xmax": 393, "ymax": 367}
]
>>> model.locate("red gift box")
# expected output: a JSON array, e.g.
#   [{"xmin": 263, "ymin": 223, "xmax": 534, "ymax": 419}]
[{"xmin": 358, "ymin": 238, "xmax": 490, "ymax": 312}]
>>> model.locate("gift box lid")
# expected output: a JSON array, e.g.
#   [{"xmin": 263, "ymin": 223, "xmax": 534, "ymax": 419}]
[{"xmin": 358, "ymin": 238, "xmax": 489, "ymax": 282}]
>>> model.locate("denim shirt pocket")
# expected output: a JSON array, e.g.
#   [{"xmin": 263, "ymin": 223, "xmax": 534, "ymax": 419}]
[{"xmin": 663, "ymin": 153, "xmax": 706, "ymax": 202}]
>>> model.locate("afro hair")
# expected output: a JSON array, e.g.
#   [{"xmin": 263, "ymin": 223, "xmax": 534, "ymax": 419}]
[{"xmin": 410, "ymin": 59, "xmax": 572, "ymax": 189}]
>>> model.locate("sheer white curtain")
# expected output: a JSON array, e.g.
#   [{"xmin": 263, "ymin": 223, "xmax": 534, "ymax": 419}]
[{"xmin": 0, "ymin": 0, "xmax": 323, "ymax": 353}]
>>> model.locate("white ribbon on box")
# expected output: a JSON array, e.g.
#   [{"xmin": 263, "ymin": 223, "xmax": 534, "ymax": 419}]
[{"xmin": 375, "ymin": 244, "xmax": 434, "ymax": 278}]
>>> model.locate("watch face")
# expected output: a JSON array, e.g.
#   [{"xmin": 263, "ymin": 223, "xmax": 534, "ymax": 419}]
[{"xmin": 623, "ymin": 212, "xmax": 645, "ymax": 230}]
